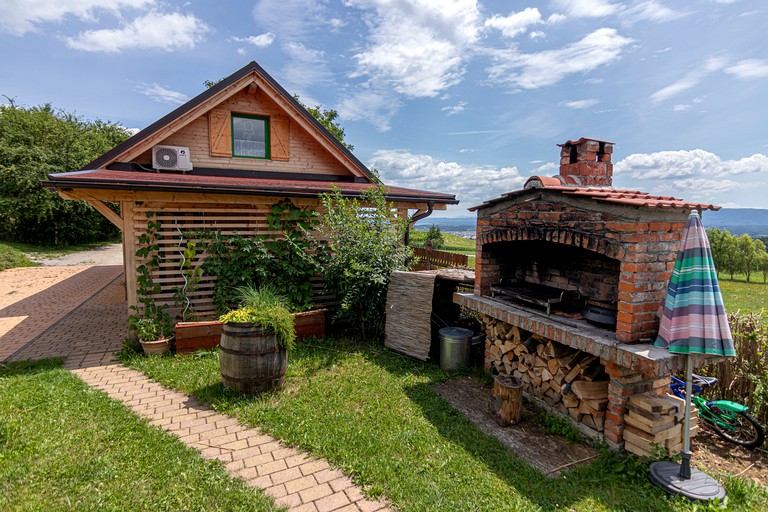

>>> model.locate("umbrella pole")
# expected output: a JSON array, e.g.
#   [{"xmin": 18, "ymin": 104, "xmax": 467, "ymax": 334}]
[{"xmin": 679, "ymin": 355, "xmax": 693, "ymax": 480}]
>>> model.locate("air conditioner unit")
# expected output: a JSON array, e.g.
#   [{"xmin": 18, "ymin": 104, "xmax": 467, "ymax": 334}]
[{"xmin": 152, "ymin": 145, "xmax": 193, "ymax": 171}]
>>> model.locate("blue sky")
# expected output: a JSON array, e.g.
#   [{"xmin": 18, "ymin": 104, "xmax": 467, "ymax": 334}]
[{"xmin": 1, "ymin": 0, "xmax": 767, "ymax": 217}]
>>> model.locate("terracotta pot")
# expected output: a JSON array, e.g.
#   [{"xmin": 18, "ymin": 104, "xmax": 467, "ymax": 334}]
[{"xmin": 140, "ymin": 337, "xmax": 172, "ymax": 355}]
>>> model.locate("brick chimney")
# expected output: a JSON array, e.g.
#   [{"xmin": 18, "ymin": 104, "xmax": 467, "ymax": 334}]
[{"xmin": 558, "ymin": 138, "xmax": 614, "ymax": 187}]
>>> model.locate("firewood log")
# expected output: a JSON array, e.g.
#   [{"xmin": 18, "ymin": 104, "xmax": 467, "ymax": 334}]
[{"xmin": 492, "ymin": 375, "xmax": 523, "ymax": 426}]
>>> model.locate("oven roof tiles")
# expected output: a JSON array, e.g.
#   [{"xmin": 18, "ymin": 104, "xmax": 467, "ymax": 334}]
[{"xmin": 470, "ymin": 180, "xmax": 720, "ymax": 212}]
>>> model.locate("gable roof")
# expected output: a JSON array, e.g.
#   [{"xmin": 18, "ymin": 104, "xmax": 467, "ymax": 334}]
[{"xmin": 84, "ymin": 61, "xmax": 373, "ymax": 180}]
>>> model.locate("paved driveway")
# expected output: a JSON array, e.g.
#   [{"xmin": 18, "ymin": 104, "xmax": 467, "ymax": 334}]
[{"xmin": 0, "ymin": 265, "xmax": 126, "ymax": 365}]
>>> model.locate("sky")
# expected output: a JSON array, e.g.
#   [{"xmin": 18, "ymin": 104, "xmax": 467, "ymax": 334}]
[{"xmin": 1, "ymin": 0, "xmax": 767, "ymax": 218}]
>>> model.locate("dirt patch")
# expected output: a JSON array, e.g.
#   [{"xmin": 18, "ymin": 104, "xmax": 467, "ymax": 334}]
[
  {"xmin": 433, "ymin": 376, "xmax": 599, "ymax": 476},
  {"xmin": 435, "ymin": 376, "xmax": 768, "ymax": 484},
  {"xmin": 28, "ymin": 243, "xmax": 123, "ymax": 266},
  {"xmin": 690, "ymin": 423, "xmax": 768, "ymax": 485}
]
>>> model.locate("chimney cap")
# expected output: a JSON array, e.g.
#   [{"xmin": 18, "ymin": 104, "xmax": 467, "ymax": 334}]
[{"xmin": 557, "ymin": 137, "xmax": 614, "ymax": 148}]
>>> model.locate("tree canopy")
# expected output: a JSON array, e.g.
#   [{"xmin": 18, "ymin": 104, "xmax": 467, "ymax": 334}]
[{"xmin": 0, "ymin": 101, "xmax": 130, "ymax": 245}]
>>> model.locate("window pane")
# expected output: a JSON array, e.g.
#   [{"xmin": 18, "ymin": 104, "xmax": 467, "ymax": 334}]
[{"xmin": 233, "ymin": 116, "xmax": 266, "ymax": 157}]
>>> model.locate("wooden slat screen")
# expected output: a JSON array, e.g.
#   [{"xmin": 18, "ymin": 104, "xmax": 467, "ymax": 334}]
[{"xmin": 132, "ymin": 200, "xmax": 332, "ymax": 321}]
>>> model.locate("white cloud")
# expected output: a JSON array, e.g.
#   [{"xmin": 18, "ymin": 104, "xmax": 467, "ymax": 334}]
[
  {"xmin": 231, "ymin": 33, "xmax": 275, "ymax": 48},
  {"xmin": 672, "ymin": 104, "xmax": 690, "ymax": 111},
  {"xmin": 0, "ymin": 0, "xmax": 154, "ymax": 36},
  {"xmin": 369, "ymin": 149, "xmax": 526, "ymax": 208},
  {"xmin": 135, "ymin": 82, "xmax": 188, "ymax": 104},
  {"xmin": 346, "ymin": 0, "xmax": 481, "ymax": 98},
  {"xmin": 280, "ymin": 42, "xmax": 333, "ymax": 93},
  {"xmin": 66, "ymin": 11, "xmax": 209, "ymax": 52},
  {"xmin": 561, "ymin": 98, "xmax": 599, "ymax": 109},
  {"xmin": 616, "ymin": 149, "xmax": 768, "ymax": 179},
  {"xmin": 337, "ymin": 89, "xmax": 401, "ymax": 132},
  {"xmin": 442, "ymin": 101, "xmax": 468, "ymax": 115},
  {"xmin": 486, "ymin": 28, "xmax": 633, "ymax": 89},
  {"xmin": 551, "ymin": 0, "xmax": 685, "ymax": 23},
  {"xmin": 649, "ymin": 56, "xmax": 726, "ymax": 104},
  {"xmin": 484, "ymin": 7, "xmax": 542, "ymax": 38},
  {"xmin": 669, "ymin": 178, "xmax": 744, "ymax": 195},
  {"xmin": 551, "ymin": 0, "xmax": 621, "ymax": 18},
  {"xmin": 529, "ymin": 31, "xmax": 546, "ymax": 40},
  {"xmin": 622, "ymin": 1, "xmax": 687, "ymax": 23},
  {"xmin": 252, "ymin": 0, "xmax": 325, "ymax": 40},
  {"xmin": 725, "ymin": 59, "xmax": 768, "ymax": 79}
]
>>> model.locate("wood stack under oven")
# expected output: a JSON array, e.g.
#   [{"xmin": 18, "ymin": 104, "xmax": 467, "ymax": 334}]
[{"xmin": 485, "ymin": 317, "xmax": 610, "ymax": 432}]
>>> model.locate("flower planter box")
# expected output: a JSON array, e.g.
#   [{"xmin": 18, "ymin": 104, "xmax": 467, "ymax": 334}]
[
  {"xmin": 176, "ymin": 309, "xmax": 326, "ymax": 355},
  {"xmin": 293, "ymin": 308, "xmax": 327, "ymax": 341},
  {"xmin": 175, "ymin": 321, "xmax": 223, "ymax": 355}
]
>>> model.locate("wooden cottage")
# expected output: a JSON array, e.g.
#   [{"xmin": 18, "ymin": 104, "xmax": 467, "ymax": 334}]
[{"xmin": 45, "ymin": 61, "xmax": 457, "ymax": 319}]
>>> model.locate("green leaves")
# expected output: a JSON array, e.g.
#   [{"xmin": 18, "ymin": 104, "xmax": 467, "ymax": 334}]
[
  {"xmin": 316, "ymin": 186, "xmax": 412, "ymax": 339},
  {"xmin": 0, "ymin": 102, "xmax": 129, "ymax": 245}
]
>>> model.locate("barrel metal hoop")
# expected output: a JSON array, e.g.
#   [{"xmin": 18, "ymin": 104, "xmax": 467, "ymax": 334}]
[
  {"xmin": 220, "ymin": 345, "xmax": 282, "ymax": 357},
  {"xmin": 222, "ymin": 368, "xmax": 286, "ymax": 384}
]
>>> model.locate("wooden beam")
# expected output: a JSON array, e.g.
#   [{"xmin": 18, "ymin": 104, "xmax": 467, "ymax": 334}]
[
  {"xmin": 84, "ymin": 199, "xmax": 123, "ymax": 230},
  {"xmin": 121, "ymin": 201, "xmax": 138, "ymax": 316}
]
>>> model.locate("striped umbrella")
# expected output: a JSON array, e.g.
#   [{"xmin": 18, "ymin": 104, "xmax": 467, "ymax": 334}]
[
  {"xmin": 649, "ymin": 210, "xmax": 735, "ymax": 501},
  {"xmin": 655, "ymin": 211, "xmax": 734, "ymax": 357}
]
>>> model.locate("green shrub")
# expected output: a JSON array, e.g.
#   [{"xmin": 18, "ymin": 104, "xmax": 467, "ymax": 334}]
[
  {"xmin": 0, "ymin": 102, "xmax": 128, "ymax": 245},
  {"xmin": 220, "ymin": 285, "xmax": 296, "ymax": 350},
  {"xmin": 314, "ymin": 186, "xmax": 412, "ymax": 340}
]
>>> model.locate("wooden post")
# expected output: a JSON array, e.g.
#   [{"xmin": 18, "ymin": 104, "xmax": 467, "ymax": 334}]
[{"xmin": 492, "ymin": 374, "xmax": 524, "ymax": 426}]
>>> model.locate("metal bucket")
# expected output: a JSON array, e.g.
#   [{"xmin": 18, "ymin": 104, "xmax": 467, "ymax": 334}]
[{"xmin": 439, "ymin": 326, "xmax": 473, "ymax": 370}]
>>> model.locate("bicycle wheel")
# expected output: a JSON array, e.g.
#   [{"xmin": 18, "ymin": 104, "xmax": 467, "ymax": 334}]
[{"xmin": 708, "ymin": 409, "xmax": 765, "ymax": 450}]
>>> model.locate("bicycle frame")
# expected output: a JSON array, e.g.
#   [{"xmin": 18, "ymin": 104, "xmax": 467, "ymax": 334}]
[{"xmin": 669, "ymin": 375, "xmax": 748, "ymax": 434}]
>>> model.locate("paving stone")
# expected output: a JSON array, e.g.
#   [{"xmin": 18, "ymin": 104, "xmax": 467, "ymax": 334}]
[
  {"xmin": 299, "ymin": 483, "xmax": 333, "ymax": 503},
  {"xmin": 3, "ymin": 266, "xmax": 391, "ymax": 512},
  {"xmin": 315, "ymin": 492, "xmax": 352, "ymax": 512}
]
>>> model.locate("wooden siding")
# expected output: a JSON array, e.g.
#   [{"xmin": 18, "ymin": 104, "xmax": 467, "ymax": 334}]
[{"xmin": 132, "ymin": 89, "xmax": 352, "ymax": 176}]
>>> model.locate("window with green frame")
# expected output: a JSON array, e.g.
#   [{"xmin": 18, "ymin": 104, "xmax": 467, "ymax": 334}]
[{"xmin": 232, "ymin": 114, "xmax": 270, "ymax": 158}]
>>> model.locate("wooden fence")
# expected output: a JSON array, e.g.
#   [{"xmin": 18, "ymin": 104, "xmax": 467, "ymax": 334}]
[{"xmin": 411, "ymin": 247, "xmax": 470, "ymax": 270}]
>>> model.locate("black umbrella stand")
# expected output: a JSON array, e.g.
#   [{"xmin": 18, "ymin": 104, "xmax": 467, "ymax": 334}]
[{"xmin": 648, "ymin": 356, "xmax": 726, "ymax": 501}]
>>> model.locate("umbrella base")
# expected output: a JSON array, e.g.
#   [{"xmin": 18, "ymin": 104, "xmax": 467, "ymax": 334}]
[{"xmin": 649, "ymin": 461, "xmax": 725, "ymax": 502}]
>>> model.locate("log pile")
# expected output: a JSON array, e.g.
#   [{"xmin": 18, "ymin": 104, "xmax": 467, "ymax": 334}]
[
  {"xmin": 484, "ymin": 318, "xmax": 610, "ymax": 432},
  {"xmin": 623, "ymin": 393, "xmax": 699, "ymax": 457}
]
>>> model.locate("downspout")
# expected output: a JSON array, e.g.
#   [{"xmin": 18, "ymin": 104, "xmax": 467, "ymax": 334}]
[{"xmin": 404, "ymin": 201, "xmax": 435, "ymax": 246}]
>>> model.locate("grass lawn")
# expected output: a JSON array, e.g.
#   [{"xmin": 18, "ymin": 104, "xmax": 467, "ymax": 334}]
[
  {"xmin": 0, "ymin": 359, "xmax": 281, "ymax": 511},
  {"xmin": 122, "ymin": 338, "xmax": 768, "ymax": 511},
  {"xmin": 718, "ymin": 274, "xmax": 768, "ymax": 315},
  {"xmin": 0, "ymin": 242, "xmax": 36, "ymax": 271},
  {"xmin": 409, "ymin": 230, "xmax": 476, "ymax": 256},
  {"xmin": 2, "ymin": 239, "xmax": 119, "ymax": 259}
]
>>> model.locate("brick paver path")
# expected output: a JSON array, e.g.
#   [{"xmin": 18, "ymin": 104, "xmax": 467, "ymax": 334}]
[{"xmin": 1, "ymin": 265, "xmax": 390, "ymax": 512}]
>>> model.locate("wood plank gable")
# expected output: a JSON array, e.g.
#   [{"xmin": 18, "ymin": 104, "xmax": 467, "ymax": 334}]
[{"xmin": 86, "ymin": 62, "xmax": 372, "ymax": 181}]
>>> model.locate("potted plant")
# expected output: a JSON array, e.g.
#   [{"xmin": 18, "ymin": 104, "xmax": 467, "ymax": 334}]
[
  {"xmin": 134, "ymin": 317, "xmax": 172, "ymax": 355},
  {"xmin": 218, "ymin": 285, "xmax": 297, "ymax": 394}
]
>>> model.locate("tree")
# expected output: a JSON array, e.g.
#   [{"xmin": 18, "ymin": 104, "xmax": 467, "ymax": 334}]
[
  {"xmin": 759, "ymin": 251, "xmax": 768, "ymax": 284},
  {"xmin": 707, "ymin": 227, "xmax": 729, "ymax": 277},
  {"xmin": 0, "ymin": 101, "xmax": 130, "ymax": 245},
  {"xmin": 425, "ymin": 225, "xmax": 445, "ymax": 249},
  {"xmin": 738, "ymin": 233, "xmax": 763, "ymax": 283}
]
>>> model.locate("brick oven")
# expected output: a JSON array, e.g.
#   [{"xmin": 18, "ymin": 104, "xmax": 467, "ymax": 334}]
[{"xmin": 455, "ymin": 138, "xmax": 720, "ymax": 449}]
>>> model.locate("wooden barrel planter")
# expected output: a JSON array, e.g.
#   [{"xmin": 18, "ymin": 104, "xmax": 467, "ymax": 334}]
[{"xmin": 219, "ymin": 322, "xmax": 287, "ymax": 394}]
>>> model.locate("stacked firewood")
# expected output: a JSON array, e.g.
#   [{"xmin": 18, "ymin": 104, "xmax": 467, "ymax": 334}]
[
  {"xmin": 485, "ymin": 318, "xmax": 610, "ymax": 432},
  {"xmin": 623, "ymin": 393, "xmax": 698, "ymax": 457}
]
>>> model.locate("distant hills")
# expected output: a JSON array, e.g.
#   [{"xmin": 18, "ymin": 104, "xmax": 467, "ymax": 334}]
[{"xmin": 415, "ymin": 208, "xmax": 768, "ymax": 238}]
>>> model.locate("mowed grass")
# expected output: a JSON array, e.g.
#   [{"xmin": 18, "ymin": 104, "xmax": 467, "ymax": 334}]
[
  {"xmin": 718, "ymin": 274, "xmax": 768, "ymax": 315},
  {"xmin": 0, "ymin": 242, "xmax": 35, "ymax": 271},
  {"xmin": 409, "ymin": 229, "xmax": 476, "ymax": 256},
  {"xmin": 122, "ymin": 338, "xmax": 768, "ymax": 511},
  {"xmin": 0, "ymin": 359, "xmax": 280, "ymax": 512}
]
